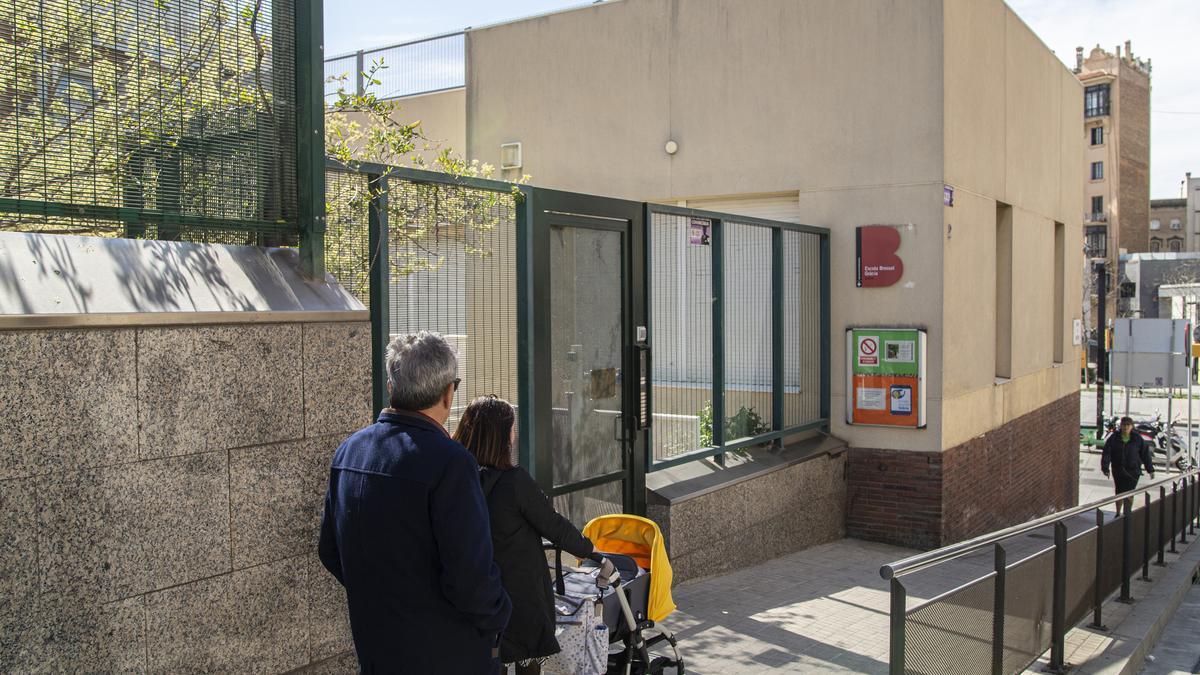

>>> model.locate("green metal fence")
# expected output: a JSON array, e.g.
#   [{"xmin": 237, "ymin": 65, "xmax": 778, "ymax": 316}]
[
  {"xmin": 646, "ymin": 204, "xmax": 830, "ymax": 471},
  {"xmin": 323, "ymin": 162, "xmax": 832, "ymax": 518},
  {"xmin": 0, "ymin": 0, "xmax": 325, "ymax": 273}
]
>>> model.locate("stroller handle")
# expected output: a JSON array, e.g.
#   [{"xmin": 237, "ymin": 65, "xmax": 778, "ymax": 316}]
[{"xmin": 542, "ymin": 541, "xmax": 621, "ymax": 592}]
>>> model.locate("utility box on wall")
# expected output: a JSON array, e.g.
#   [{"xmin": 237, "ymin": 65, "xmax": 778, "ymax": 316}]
[{"xmin": 846, "ymin": 328, "xmax": 927, "ymax": 428}]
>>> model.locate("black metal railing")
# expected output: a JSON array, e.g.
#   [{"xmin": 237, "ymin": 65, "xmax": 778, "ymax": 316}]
[
  {"xmin": 882, "ymin": 470, "xmax": 1200, "ymax": 675},
  {"xmin": 1085, "ymin": 226, "xmax": 1107, "ymax": 259}
]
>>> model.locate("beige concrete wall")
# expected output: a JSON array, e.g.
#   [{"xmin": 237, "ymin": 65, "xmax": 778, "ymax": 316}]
[
  {"xmin": 466, "ymin": 0, "xmax": 947, "ymax": 452},
  {"xmin": 0, "ymin": 321, "xmax": 370, "ymax": 672},
  {"xmin": 399, "ymin": 88, "xmax": 467, "ymax": 160},
  {"xmin": 466, "ymin": 0, "xmax": 944, "ymax": 198},
  {"xmin": 330, "ymin": 88, "xmax": 466, "ymax": 165},
  {"xmin": 940, "ymin": 0, "xmax": 1083, "ymax": 449}
]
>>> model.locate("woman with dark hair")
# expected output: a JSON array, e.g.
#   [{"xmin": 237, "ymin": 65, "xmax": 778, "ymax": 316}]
[{"xmin": 454, "ymin": 395, "xmax": 597, "ymax": 675}]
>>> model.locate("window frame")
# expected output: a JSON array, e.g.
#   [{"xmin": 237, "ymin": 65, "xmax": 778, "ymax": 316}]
[
  {"xmin": 1085, "ymin": 84, "xmax": 1111, "ymax": 118},
  {"xmin": 1090, "ymin": 162, "xmax": 1104, "ymax": 181},
  {"xmin": 1090, "ymin": 126, "xmax": 1104, "ymax": 145}
]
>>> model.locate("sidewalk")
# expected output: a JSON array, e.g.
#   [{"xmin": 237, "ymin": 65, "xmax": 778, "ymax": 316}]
[
  {"xmin": 658, "ymin": 451, "xmax": 1196, "ymax": 674},
  {"xmin": 1142, "ymin": 583, "xmax": 1200, "ymax": 675}
]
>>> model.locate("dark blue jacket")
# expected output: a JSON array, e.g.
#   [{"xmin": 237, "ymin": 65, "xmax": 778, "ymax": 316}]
[{"xmin": 318, "ymin": 410, "xmax": 512, "ymax": 673}]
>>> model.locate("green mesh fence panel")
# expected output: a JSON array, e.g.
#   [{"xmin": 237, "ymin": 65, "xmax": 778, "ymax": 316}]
[
  {"xmin": 904, "ymin": 575, "xmax": 996, "ymax": 675},
  {"xmin": 1065, "ymin": 529, "xmax": 1097, "ymax": 628},
  {"xmin": 0, "ymin": 0, "xmax": 298, "ymax": 240},
  {"xmin": 323, "ymin": 167, "xmax": 370, "ymax": 302},
  {"xmin": 384, "ymin": 176, "xmax": 518, "ymax": 436},
  {"xmin": 1001, "ymin": 549, "xmax": 1054, "ymax": 674}
]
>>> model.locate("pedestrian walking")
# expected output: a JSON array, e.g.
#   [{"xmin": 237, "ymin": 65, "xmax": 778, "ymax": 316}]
[
  {"xmin": 1101, "ymin": 416, "xmax": 1156, "ymax": 516},
  {"xmin": 318, "ymin": 332, "xmax": 511, "ymax": 673},
  {"xmin": 454, "ymin": 395, "xmax": 601, "ymax": 675}
]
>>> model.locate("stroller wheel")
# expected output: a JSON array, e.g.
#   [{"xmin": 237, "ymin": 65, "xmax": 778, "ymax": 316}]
[{"xmin": 647, "ymin": 656, "xmax": 684, "ymax": 674}]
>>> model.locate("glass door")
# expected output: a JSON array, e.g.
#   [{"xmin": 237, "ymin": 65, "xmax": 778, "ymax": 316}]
[{"xmin": 547, "ymin": 221, "xmax": 629, "ymax": 524}]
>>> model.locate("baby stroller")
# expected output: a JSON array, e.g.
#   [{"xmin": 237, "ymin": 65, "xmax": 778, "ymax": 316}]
[{"xmin": 546, "ymin": 515, "xmax": 685, "ymax": 675}]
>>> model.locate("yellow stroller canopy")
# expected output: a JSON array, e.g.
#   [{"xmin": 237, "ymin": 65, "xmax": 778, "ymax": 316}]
[{"xmin": 582, "ymin": 514, "xmax": 676, "ymax": 622}]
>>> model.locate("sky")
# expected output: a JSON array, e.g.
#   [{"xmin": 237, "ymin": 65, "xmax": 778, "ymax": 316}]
[{"xmin": 324, "ymin": 0, "xmax": 1200, "ymax": 199}]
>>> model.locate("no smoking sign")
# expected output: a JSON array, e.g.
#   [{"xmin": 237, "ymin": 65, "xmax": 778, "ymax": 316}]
[{"xmin": 858, "ymin": 336, "xmax": 879, "ymax": 366}]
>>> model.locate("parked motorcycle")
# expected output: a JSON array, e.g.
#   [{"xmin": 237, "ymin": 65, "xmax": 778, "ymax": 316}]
[
  {"xmin": 1136, "ymin": 413, "xmax": 1193, "ymax": 471},
  {"xmin": 1097, "ymin": 413, "xmax": 1194, "ymax": 471}
]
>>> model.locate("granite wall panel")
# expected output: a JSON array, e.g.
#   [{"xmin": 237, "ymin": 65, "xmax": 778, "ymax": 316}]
[
  {"xmin": 0, "ymin": 329, "xmax": 137, "ymax": 480},
  {"xmin": 36, "ymin": 451, "xmax": 230, "ymax": 602},
  {"xmin": 137, "ymin": 324, "xmax": 304, "ymax": 458},
  {"xmin": 655, "ymin": 452, "xmax": 847, "ymax": 583},
  {"xmin": 1, "ymin": 594, "xmax": 145, "ymax": 673},
  {"xmin": 302, "ymin": 322, "xmax": 372, "ymax": 437},
  {"xmin": 0, "ymin": 479, "xmax": 38, "ymax": 611},
  {"xmin": 229, "ymin": 557, "xmax": 309, "ymax": 673},
  {"xmin": 231, "ymin": 441, "xmax": 310, "ymax": 569},
  {"xmin": 0, "ymin": 320, "xmax": 371, "ymax": 673},
  {"xmin": 146, "ymin": 574, "xmax": 232, "ymax": 672}
]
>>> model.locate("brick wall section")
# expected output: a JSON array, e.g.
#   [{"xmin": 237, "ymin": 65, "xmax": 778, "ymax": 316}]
[
  {"xmin": 1118, "ymin": 60, "xmax": 1151, "ymax": 254},
  {"xmin": 847, "ymin": 391, "xmax": 1080, "ymax": 549},
  {"xmin": 846, "ymin": 449, "xmax": 944, "ymax": 550},
  {"xmin": 942, "ymin": 391, "xmax": 1080, "ymax": 543}
]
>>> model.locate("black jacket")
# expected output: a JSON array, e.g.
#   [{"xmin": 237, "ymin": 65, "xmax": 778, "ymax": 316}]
[
  {"xmin": 1101, "ymin": 430, "xmax": 1155, "ymax": 481},
  {"xmin": 318, "ymin": 410, "xmax": 511, "ymax": 673},
  {"xmin": 480, "ymin": 467, "xmax": 593, "ymax": 663}
]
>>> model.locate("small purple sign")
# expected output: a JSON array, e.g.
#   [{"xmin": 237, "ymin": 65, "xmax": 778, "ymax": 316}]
[
  {"xmin": 943, "ymin": 185, "xmax": 954, "ymax": 207},
  {"xmin": 689, "ymin": 218, "xmax": 711, "ymax": 246}
]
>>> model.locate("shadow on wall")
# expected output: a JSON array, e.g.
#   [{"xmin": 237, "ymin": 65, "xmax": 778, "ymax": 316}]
[{"xmin": 0, "ymin": 231, "xmax": 355, "ymax": 316}]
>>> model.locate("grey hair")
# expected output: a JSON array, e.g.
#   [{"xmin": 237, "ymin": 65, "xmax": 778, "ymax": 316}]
[{"xmin": 386, "ymin": 331, "xmax": 459, "ymax": 411}]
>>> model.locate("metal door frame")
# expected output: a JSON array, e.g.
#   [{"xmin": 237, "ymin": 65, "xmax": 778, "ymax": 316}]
[{"xmin": 520, "ymin": 187, "xmax": 648, "ymax": 516}]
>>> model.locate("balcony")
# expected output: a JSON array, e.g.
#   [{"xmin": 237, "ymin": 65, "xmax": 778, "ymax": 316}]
[
  {"xmin": 1084, "ymin": 226, "xmax": 1107, "ymax": 259},
  {"xmin": 1085, "ymin": 212, "xmax": 1108, "ymax": 224}
]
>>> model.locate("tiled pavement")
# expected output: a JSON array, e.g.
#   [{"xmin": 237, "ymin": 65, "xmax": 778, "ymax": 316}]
[{"xmin": 656, "ymin": 450, "xmax": 1196, "ymax": 674}]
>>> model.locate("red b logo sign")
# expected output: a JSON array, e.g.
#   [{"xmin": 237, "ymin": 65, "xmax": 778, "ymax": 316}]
[{"xmin": 856, "ymin": 226, "xmax": 904, "ymax": 288}]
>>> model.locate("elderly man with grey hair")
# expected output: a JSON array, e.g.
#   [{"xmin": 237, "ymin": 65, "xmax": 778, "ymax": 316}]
[{"xmin": 319, "ymin": 331, "xmax": 511, "ymax": 673}]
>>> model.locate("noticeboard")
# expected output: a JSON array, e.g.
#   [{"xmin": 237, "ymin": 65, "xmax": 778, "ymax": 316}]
[{"xmin": 846, "ymin": 328, "xmax": 927, "ymax": 428}]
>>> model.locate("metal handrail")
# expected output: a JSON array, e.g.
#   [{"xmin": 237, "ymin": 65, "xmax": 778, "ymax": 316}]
[{"xmin": 881, "ymin": 467, "xmax": 1200, "ymax": 580}]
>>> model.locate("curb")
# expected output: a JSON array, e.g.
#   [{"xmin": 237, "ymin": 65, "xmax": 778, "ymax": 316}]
[{"xmin": 1073, "ymin": 536, "xmax": 1200, "ymax": 675}]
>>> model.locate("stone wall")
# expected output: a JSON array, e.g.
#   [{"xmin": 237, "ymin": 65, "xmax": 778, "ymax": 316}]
[
  {"xmin": 648, "ymin": 439, "xmax": 847, "ymax": 583},
  {"xmin": 847, "ymin": 391, "xmax": 1080, "ymax": 548},
  {"xmin": 0, "ymin": 320, "xmax": 370, "ymax": 672}
]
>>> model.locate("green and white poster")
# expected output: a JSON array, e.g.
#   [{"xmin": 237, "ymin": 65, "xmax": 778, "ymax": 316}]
[{"xmin": 846, "ymin": 328, "xmax": 927, "ymax": 428}]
